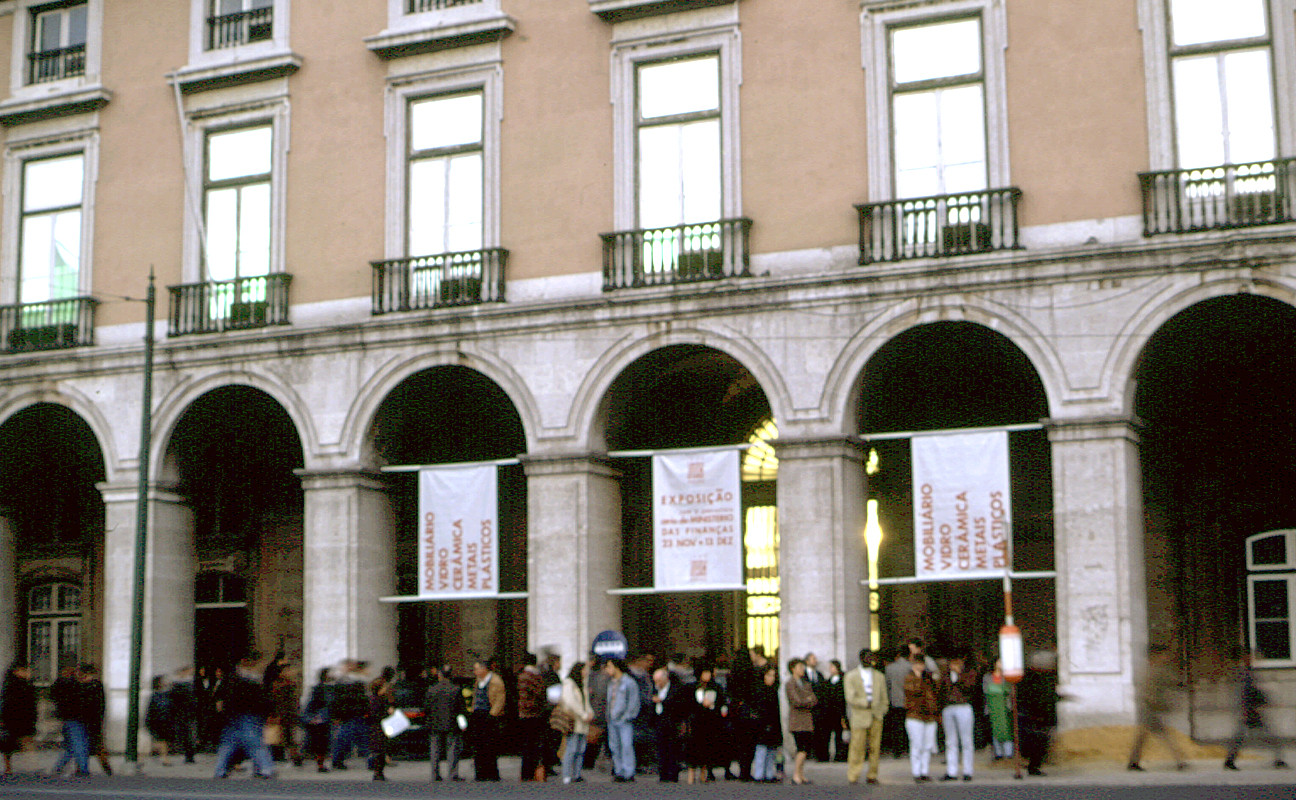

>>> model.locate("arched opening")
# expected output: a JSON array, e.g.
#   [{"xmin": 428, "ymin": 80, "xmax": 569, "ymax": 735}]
[
  {"xmin": 858, "ymin": 321, "xmax": 1054, "ymax": 658},
  {"xmin": 369, "ymin": 365, "xmax": 527, "ymax": 673},
  {"xmin": 602, "ymin": 344, "xmax": 776, "ymax": 661},
  {"xmin": 168, "ymin": 386, "xmax": 304, "ymax": 669},
  {"xmin": 0, "ymin": 403, "xmax": 106, "ymax": 676},
  {"xmin": 1135, "ymin": 294, "xmax": 1296, "ymax": 724}
]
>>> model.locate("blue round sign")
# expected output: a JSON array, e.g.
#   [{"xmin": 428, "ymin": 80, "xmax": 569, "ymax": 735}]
[{"xmin": 590, "ymin": 629, "xmax": 628, "ymax": 660}]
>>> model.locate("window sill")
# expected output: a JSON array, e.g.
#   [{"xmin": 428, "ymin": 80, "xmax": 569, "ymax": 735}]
[
  {"xmin": 170, "ymin": 51, "xmax": 302, "ymax": 94},
  {"xmin": 588, "ymin": 0, "xmax": 736, "ymax": 23},
  {"xmin": 0, "ymin": 84, "xmax": 110, "ymax": 126},
  {"xmin": 365, "ymin": 12, "xmax": 515, "ymax": 58}
]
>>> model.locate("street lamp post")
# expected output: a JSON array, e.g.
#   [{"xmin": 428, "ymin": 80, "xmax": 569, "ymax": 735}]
[{"xmin": 124, "ymin": 271, "xmax": 156, "ymax": 766}]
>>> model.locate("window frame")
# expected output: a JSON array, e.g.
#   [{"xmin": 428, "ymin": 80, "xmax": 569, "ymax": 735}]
[
  {"xmin": 383, "ymin": 59, "xmax": 502, "ymax": 260},
  {"xmin": 1246, "ymin": 529, "xmax": 1296, "ymax": 668},
  {"xmin": 609, "ymin": 7, "xmax": 741, "ymax": 233},
  {"xmin": 1, "ymin": 129, "xmax": 98, "ymax": 305},
  {"xmin": 181, "ymin": 99, "xmax": 288, "ymax": 284},
  {"xmin": 25, "ymin": 581, "xmax": 81, "ymax": 687},
  {"xmin": 1138, "ymin": 0, "xmax": 1296, "ymax": 171},
  {"xmin": 202, "ymin": 123, "xmax": 274, "ymax": 282},
  {"xmin": 405, "ymin": 89, "xmax": 486, "ymax": 257},
  {"xmin": 186, "ymin": 0, "xmax": 290, "ymax": 68},
  {"xmin": 7, "ymin": 0, "xmax": 102, "ymax": 95},
  {"xmin": 860, "ymin": 0, "xmax": 1010, "ymax": 201}
]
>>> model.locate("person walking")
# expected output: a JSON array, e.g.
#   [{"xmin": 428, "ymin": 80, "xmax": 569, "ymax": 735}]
[
  {"xmin": 1016, "ymin": 650, "xmax": 1062, "ymax": 777},
  {"xmin": 301, "ymin": 668, "xmax": 334, "ymax": 773},
  {"xmin": 425, "ymin": 665, "xmax": 464, "ymax": 782},
  {"xmin": 604, "ymin": 658, "xmax": 639, "ymax": 783},
  {"xmin": 77, "ymin": 664, "xmax": 112, "ymax": 775},
  {"xmin": 469, "ymin": 659, "xmax": 505, "ymax": 781},
  {"xmin": 268, "ymin": 664, "xmax": 303, "ymax": 767},
  {"xmin": 939, "ymin": 652, "xmax": 979, "ymax": 781},
  {"xmin": 517, "ymin": 653, "xmax": 548, "ymax": 781},
  {"xmin": 0, "ymin": 662, "xmax": 37, "ymax": 774},
  {"xmin": 1127, "ymin": 644, "xmax": 1187, "ymax": 771},
  {"xmin": 903, "ymin": 656, "xmax": 940, "ymax": 783},
  {"xmin": 367, "ymin": 667, "xmax": 395, "ymax": 781},
  {"xmin": 329, "ymin": 660, "xmax": 370, "ymax": 770},
  {"xmin": 560, "ymin": 661, "xmax": 594, "ymax": 783},
  {"xmin": 749, "ymin": 664, "xmax": 782, "ymax": 783},
  {"xmin": 145, "ymin": 674, "xmax": 176, "ymax": 767},
  {"xmin": 51, "ymin": 663, "xmax": 89, "ymax": 776},
  {"xmin": 785, "ymin": 658, "xmax": 818, "ymax": 785},
  {"xmin": 168, "ymin": 667, "xmax": 199, "ymax": 764},
  {"xmin": 1224, "ymin": 648, "xmax": 1287, "ymax": 771},
  {"xmin": 212, "ymin": 654, "xmax": 275, "ymax": 780},
  {"xmin": 844, "ymin": 648, "xmax": 889, "ymax": 785},
  {"xmin": 982, "ymin": 659, "xmax": 1013, "ymax": 760}
]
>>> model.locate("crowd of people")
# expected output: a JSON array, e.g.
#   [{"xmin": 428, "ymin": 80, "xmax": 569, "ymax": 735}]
[{"xmin": 0, "ymin": 638, "xmax": 1284, "ymax": 784}]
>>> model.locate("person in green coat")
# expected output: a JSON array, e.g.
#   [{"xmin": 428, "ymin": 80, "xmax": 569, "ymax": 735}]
[{"xmin": 982, "ymin": 659, "xmax": 1013, "ymax": 760}]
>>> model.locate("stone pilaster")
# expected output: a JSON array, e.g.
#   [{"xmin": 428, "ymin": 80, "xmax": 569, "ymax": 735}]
[
  {"xmin": 97, "ymin": 481, "xmax": 195, "ymax": 751},
  {"xmin": 1046, "ymin": 416, "xmax": 1145, "ymax": 728},
  {"xmin": 522, "ymin": 454, "xmax": 621, "ymax": 666},
  {"xmin": 0, "ymin": 510, "xmax": 14, "ymax": 673},
  {"xmin": 774, "ymin": 438, "xmax": 868, "ymax": 666},
  {"xmin": 297, "ymin": 470, "xmax": 397, "ymax": 688}
]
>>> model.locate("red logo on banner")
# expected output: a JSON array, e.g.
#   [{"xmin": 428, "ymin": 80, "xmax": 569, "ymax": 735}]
[
  {"xmin": 690, "ymin": 560, "xmax": 708, "ymax": 579},
  {"xmin": 687, "ymin": 461, "xmax": 705, "ymax": 482}
]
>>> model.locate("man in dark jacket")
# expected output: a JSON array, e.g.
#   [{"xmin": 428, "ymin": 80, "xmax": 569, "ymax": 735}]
[
  {"xmin": 329, "ymin": 660, "xmax": 370, "ymax": 770},
  {"xmin": 50, "ymin": 664, "xmax": 88, "ymax": 775},
  {"xmin": 424, "ymin": 666, "xmax": 464, "ymax": 781},
  {"xmin": 77, "ymin": 664, "xmax": 111, "ymax": 775},
  {"xmin": 650, "ymin": 668, "xmax": 691, "ymax": 782},
  {"xmin": 213, "ymin": 655, "xmax": 275, "ymax": 779}
]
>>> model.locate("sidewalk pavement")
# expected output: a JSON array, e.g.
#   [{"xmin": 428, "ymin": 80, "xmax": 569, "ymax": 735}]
[{"xmin": 13, "ymin": 750, "xmax": 1296, "ymax": 788}]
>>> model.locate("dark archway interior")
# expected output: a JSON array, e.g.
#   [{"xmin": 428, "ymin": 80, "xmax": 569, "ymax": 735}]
[
  {"xmin": 1135, "ymin": 294, "xmax": 1296, "ymax": 671},
  {"xmin": 168, "ymin": 386, "xmax": 305, "ymax": 667},
  {"xmin": 603, "ymin": 344, "xmax": 772, "ymax": 660},
  {"xmin": 0, "ymin": 403, "xmax": 105, "ymax": 551},
  {"xmin": 860, "ymin": 321, "xmax": 1054, "ymax": 657},
  {"xmin": 369, "ymin": 366, "xmax": 527, "ymax": 671}
]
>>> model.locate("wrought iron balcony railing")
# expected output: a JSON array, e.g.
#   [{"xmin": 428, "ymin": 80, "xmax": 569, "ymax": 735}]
[
  {"xmin": 0, "ymin": 297, "xmax": 97, "ymax": 353},
  {"xmin": 1140, "ymin": 158, "xmax": 1296, "ymax": 235},
  {"xmin": 207, "ymin": 7, "xmax": 274, "ymax": 50},
  {"xmin": 408, "ymin": 0, "xmax": 483, "ymax": 11},
  {"xmin": 168, "ymin": 273, "xmax": 291, "ymax": 336},
  {"xmin": 856, "ymin": 187, "xmax": 1022, "ymax": 264},
  {"xmin": 27, "ymin": 44, "xmax": 86, "ymax": 84},
  {"xmin": 371, "ymin": 248, "xmax": 507, "ymax": 314},
  {"xmin": 601, "ymin": 218, "xmax": 752, "ymax": 291}
]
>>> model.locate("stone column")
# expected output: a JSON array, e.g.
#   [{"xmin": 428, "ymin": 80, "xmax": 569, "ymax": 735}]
[
  {"xmin": 0, "ymin": 509, "xmax": 15, "ymax": 673},
  {"xmin": 775, "ymin": 438, "xmax": 868, "ymax": 667},
  {"xmin": 297, "ymin": 470, "xmax": 397, "ymax": 688},
  {"xmin": 98, "ymin": 481, "xmax": 195, "ymax": 752},
  {"xmin": 523, "ymin": 454, "xmax": 621, "ymax": 666},
  {"xmin": 1046, "ymin": 416, "xmax": 1145, "ymax": 729}
]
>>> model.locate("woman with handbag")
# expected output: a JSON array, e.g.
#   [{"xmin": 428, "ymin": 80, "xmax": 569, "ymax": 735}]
[{"xmin": 559, "ymin": 661, "xmax": 593, "ymax": 784}]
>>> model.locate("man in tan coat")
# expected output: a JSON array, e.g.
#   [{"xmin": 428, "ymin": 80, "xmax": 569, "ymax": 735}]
[{"xmin": 844, "ymin": 648, "xmax": 890, "ymax": 784}]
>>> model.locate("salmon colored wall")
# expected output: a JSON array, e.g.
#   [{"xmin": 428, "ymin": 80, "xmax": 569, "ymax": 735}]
[
  {"xmin": 501, "ymin": 1, "xmax": 611, "ymax": 281},
  {"xmin": 1005, "ymin": 0, "xmax": 1149, "ymax": 225},
  {"xmin": 742, "ymin": 0, "xmax": 867, "ymax": 254}
]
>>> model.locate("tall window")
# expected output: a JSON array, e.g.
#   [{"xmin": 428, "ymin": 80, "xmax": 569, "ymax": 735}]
[
  {"xmin": 1247, "ymin": 530, "xmax": 1295, "ymax": 666},
  {"xmin": 636, "ymin": 54, "xmax": 722, "ymax": 231},
  {"xmin": 27, "ymin": 582, "xmax": 81, "ymax": 686},
  {"xmin": 29, "ymin": 1, "xmax": 87, "ymax": 83},
  {"xmin": 19, "ymin": 153, "xmax": 83, "ymax": 304},
  {"xmin": 204, "ymin": 125, "xmax": 271, "ymax": 283},
  {"xmin": 1168, "ymin": 0, "xmax": 1274, "ymax": 169},
  {"xmin": 408, "ymin": 92, "xmax": 484, "ymax": 257},
  {"xmin": 890, "ymin": 17, "xmax": 987, "ymax": 199}
]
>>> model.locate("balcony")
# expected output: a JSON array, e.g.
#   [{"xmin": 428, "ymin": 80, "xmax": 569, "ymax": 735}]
[
  {"xmin": 409, "ymin": 0, "xmax": 482, "ymax": 10},
  {"xmin": 371, "ymin": 248, "xmax": 507, "ymax": 314},
  {"xmin": 1140, "ymin": 158, "xmax": 1296, "ymax": 236},
  {"xmin": 601, "ymin": 218, "xmax": 752, "ymax": 291},
  {"xmin": 207, "ymin": 7, "xmax": 274, "ymax": 50},
  {"xmin": 0, "ymin": 297, "xmax": 97, "ymax": 353},
  {"xmin": 27, "ymin": 45, "xmax": 86, "ymax": 85},
  {"xmin": 856, "ymin": 188, "xmax": 1022, "ymax": 265},
  {"xmin": 168, "ymin": 274, "xmax": 291, "ymax": 336}
]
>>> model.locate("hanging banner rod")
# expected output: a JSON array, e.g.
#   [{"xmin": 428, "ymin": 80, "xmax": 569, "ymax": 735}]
[
  {"xmin": 379, "ymin": 591, "xmax": 529, "ymax": 603},
  {"xmin": 865, "ymin": 570, "xmax": 1056, "ymax": 586},
  {"xmin": 607, "ymin": 584, "xmax": 749, "ymax": 596},
  {"xmin": 381, "ymin": 458, "xmax": 521, "ymax": 472},
  {"xmin": 607, "ymin": 443, "xmax": 753, "ymax": 458},
  {"xmin": 861, "ymin": 422, "xmax": 1044, "ymax": 442}
]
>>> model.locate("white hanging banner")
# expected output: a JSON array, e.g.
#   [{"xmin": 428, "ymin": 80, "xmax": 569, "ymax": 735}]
[
  {"xmin": 911, "ymin": 431, "xmax": 1011, "ymax": 580},
  {"xmin": 653, "ymin": 449, "xmax": 744, "ymax": 591},
  {"xmin": 418, "ymin": 465, "xmax": 498, "ymax": 598}
]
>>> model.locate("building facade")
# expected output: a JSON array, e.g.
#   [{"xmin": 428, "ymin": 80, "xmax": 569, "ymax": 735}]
[{"xmin": 0, "ymin": 0, "xmax": 1294, "ymax": 747}]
